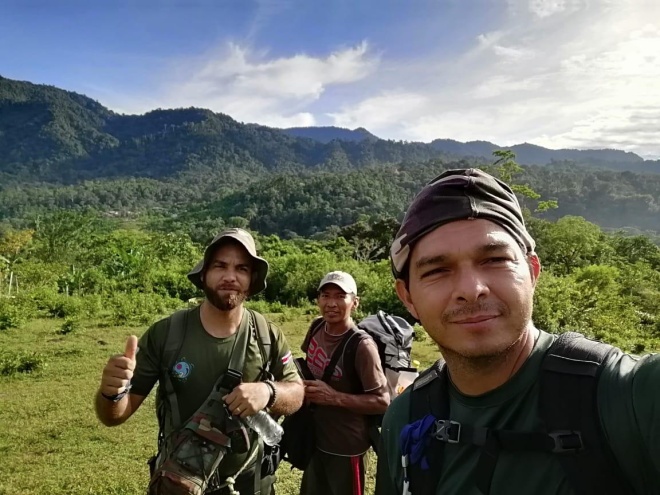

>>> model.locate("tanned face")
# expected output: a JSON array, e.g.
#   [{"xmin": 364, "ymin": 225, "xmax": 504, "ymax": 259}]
[
  {"xmin": 317, "ymin": 284, "xmax": 358, "ymax": 325},
  {"xmin": 396, "ymin": 219, "xmax": 540, "ymax": 363},
  {"xmin": 202, "ymin": 241, "xmax": 252, "ymax": 311}
]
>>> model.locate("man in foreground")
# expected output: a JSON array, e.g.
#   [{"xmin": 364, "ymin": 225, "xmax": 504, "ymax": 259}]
[
  {"xmin": 300, "ymin": 271, "xmax": 389, "ymax": 495},
  {"xmin": 376, "ymin": 169, "xmax": 660, "ymax": 495},
  {"xmin": 96, "ymin": 228, "xmax": 304, "ymax": 495}
]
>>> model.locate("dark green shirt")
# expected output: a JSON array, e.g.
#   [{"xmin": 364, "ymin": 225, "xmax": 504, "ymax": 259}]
[
  {"xmin": 376, "ymin": 331, "xmax": 660, "ymax": 495},
  {"xmin": 131, "ymin": 306, "xmax": 299, "ymax": 476}
]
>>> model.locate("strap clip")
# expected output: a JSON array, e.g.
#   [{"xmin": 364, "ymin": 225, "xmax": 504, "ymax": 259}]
[
  {"xmin": 432, "ymin": 419, "xmax": 461, "ymax": 444},
  {"xmin": 549, "ymin": 430, "xmax": 583, "ymax": 453}
]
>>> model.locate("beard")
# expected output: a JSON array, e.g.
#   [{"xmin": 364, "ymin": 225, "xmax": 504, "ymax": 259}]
[
  {"xmin": 203, "ymin": 283, "xmax": 248, "ymax": 311},
  {"xmin": 436, "ymin": 300, "xmax": 529, "ymax": 368}
]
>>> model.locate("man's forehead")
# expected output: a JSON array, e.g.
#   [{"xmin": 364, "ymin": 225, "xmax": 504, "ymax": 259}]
[
  {"xmin": 320, "ymin": 284, "xmax": 348, "ymax": 295},
  {"xmin": 411, "ymin": 219, "xmax": 520, "ymax": 258},
  {"xmin": 210, "ymin": 241, "xmax": 252, "ymax": 263}
]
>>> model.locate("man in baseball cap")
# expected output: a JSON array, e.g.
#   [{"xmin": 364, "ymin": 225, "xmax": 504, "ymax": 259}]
[
  {"xmin": 96, "ymin": 228, "xmax": 304, "ymax": 495},
  {"xmin": 376, "ymin": 169, "xmax": 660, "ymax": 495},
  {"xmin": 299, "ymin": 270, "xmax": 388, "ymax": 495}
]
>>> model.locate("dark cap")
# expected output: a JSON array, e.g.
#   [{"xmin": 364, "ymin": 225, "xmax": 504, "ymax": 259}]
[
  {"xmin": 188, "ymin": 228, "xmax": 269, "ymax": 296},
  {"xmin": 390, "ymin": 168, "xmax": 535, "ymax": 278}
]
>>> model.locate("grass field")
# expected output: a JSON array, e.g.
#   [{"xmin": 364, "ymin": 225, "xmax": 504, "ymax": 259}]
[{"xmin": 0, "ymin": 312, "xmax": 441, "ymax": 495}]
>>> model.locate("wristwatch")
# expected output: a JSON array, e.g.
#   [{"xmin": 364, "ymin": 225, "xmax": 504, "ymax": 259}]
[{"xmin": 101, "ymin": 383, "xmax": 132, "ymax": 402}]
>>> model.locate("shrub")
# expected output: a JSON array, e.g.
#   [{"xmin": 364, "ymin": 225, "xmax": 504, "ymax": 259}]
[
  {"xmin": 109, "ymin": 292, "xmax": 184, "ymax": 326},
  {"xmin": 47, "ymin": 294, "xmax": 86, "ymax": 319},
  {"xmin": 58, "ymin": 318, "xmax": 81, "ymax": 335},
  {"xmin": 0, "ymin": 298, "xmax": 25, "ymax": 330},
  {"xmin": 0, "ymin": 351, "xmax": 47, "ymax": 376},
  {"xmin": 413, "ymin": 324, "xmax": 427, "ymax": 342}
]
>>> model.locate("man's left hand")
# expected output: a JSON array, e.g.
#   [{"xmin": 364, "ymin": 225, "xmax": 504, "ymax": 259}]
[
  {"xmin": 224, "ymin": 382, "xmax": 271, "ymax": 418},
  {"xmin": 303, "ymin": 379, "xmax": 338, "ymax": 406}
]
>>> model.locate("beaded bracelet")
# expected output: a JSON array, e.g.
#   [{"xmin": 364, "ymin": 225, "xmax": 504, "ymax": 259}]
[{"xmin": 264, "ymin": 380, "xmax": 277, "ymax": 409}]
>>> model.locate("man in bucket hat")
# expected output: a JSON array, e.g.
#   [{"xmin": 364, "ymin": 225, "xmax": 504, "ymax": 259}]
[
  {"xmin": 376, "ymin": 169, "xmax": 660, "ymax": 495},
  {"xmin": 96, "ymin": 228, "xmax": 304, "ymax": 495}
]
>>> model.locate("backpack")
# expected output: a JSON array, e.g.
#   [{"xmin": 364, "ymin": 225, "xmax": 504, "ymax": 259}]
[
  {"xmin": 150, "ymin": 308, "xmax": 280, "ymax": 493},
  {"xmin": 357, "ymin": 311, "xmax": 416, "ymax": 398},
  {"xmin": 402, "ymin": 332, "xmax": 632, "ymax": 495}
]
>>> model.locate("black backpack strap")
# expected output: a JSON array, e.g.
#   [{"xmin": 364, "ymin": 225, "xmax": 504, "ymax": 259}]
[
  {"xmin": 248, "ymin": 310, "xmax": 274, "ymax": 380},
  {"xmin": 301, "ymin": 317, "xmax": 326, "ymax": 353},
  {"xmin": 159, "ymin": 308, "xmax": 190, "ymax": 435},
  {"xmin": 540, "ymin": 332, "xmax": 631, "ymax": 495},
  {"xmin": 321, "ymin": 328, "xmax": 358, "ymax": 383},
  {"xmin": 407, "ymin": 360, "xmax": 449, "ymax": 495}
]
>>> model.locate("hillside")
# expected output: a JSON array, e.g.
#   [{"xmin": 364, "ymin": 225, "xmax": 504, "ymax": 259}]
[
  {"xmin": 2, "ymin": 75, "xmax": 660, "ymax": 186},
  {"xmin": 0, "ymin": 75, "xmax": 659, "ymax": 236}
]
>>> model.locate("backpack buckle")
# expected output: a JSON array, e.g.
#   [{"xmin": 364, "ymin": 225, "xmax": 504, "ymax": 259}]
[
  {"xmin": 432, "ymin": 420, "xmax": 461, "ymax": 444},
  {"xmin": 549, "ymin": 430, "xmax": 583, "ymax": 453}
]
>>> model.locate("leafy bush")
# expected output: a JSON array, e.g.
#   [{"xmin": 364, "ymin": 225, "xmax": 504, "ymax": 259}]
[
  {"xmin": 0, "ymin": 351, "xmax": 47, "ymax": 376},
  {"xmin": 58, "ymin": 318, "xmax": 81, "ymax": 335},
  {"xmin": 413, "ymin": 324, "xmax": 427, "ymax": 342},
  {"xmin": 0, "ymin": 298, "xmax": 25, "ymax": 330},
  {"xmin": 109, "ymin": 291, "xmax": 184, "ymax": 326},
  {"xmin": 46, "ymin": 294, "xmax": 86, "ymax": 319}
]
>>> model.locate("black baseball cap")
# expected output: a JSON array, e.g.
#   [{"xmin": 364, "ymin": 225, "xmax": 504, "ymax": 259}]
[{"xmin": 390, "ymin": 168, "xmax": 536, "ymax": 278}]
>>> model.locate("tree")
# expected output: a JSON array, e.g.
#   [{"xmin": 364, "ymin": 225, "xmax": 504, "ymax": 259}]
[
  {"xmin": 0, "ymin": 229, "xmax": 34, "ymax": 295},
  {"xmin": 488, "ymin": 150, "xmax": 558, "ymax": 213}
]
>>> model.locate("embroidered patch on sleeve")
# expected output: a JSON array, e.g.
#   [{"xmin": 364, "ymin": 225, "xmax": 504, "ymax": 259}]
[{"xmin": 281, "ymin": 351, "xmax": 292, "ymax": 365}]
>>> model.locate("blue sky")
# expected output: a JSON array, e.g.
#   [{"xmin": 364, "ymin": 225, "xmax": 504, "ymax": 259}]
[{"xmin": 2, "ymin": 0, "xmax": 659, "ymax": 158}]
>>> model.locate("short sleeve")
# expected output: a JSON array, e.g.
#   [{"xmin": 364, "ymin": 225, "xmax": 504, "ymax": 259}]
[
  {"xmin": 355, "ymin": 337, "xmax": 387, "ymax": 393},
  {"xmin": 130, "ymin": 318, "xmax": 169, "ymax": 397},
  {"xmin": 268, "ymin": 322, "xmax": 301, "ymax": 383}
]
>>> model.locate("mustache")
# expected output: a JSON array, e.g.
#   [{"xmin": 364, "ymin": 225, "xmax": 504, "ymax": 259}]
[
  {"xmin": 442, "ymin": 302, "xmax": 507, "ymax": 322},
  {"xmin": 216, "ymin": 284, "xmax": 242, "ymax": 291}
]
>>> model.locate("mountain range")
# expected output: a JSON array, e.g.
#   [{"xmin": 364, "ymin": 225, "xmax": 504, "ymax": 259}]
[{"xmin": 1, "ymin": 74, "xmax": 658, "ymax": 186}]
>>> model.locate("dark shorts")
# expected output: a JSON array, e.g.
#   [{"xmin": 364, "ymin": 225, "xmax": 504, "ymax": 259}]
[{"xmin": 300, "ymin": 449, "xmax": 366, "ymax": 495}]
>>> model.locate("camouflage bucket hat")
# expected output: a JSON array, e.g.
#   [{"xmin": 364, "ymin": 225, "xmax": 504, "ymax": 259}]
[
  {"xmin": 188, "ymin": 228, "xmax": 269, "ymax": 296},
  {"xmin": 390, "ymin": 168, "xmax": 536, "ymax": 279}
]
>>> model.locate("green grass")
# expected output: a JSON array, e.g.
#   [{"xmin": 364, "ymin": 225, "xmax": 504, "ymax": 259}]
[{"xmin": 0, "ymin": 315, "xmax": 441, "ymax": 495}]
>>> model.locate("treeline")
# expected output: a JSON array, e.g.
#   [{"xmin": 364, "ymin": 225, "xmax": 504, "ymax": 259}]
[
  {"xmin": 2, "ymin": 161, "xmax": 660, "ymax": 238},
  {"xmin": 1, "ymin": 209, "xmax": 659, "ymax": 353}
]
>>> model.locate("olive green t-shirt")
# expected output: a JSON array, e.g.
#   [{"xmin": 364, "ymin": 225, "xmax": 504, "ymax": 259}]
[
  {"xmin": 376, "ymin": 331, "xmax": 660, "ymax": 495},
  {"xmin": 131, "ymin": 306, "xmax": 299, "ymax": 476}
]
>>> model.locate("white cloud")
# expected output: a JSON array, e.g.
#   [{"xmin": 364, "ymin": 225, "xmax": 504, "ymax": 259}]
[
  {"xmin": 328, "ymin": 0, "xmax": 660, "ymax": 158},
  {"xmin": 111, "ymin": 0, "xmax": 660, "ymax": 158},
  {"xmin": 328, "ymin": 92, "xmax": 427, "ymax": 131},
  {"xmin": 149, "ymin": 41, "xmax": 378, "ymax": 127}
]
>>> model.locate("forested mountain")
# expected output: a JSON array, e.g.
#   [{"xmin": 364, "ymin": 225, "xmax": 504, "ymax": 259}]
[
  {"xmin": 282, "ymin": 126, "xmax": 379, "ymax": 143},
  {"xmin": 1, "ymin": 75, "xmax": 659, "ymax": 237}
]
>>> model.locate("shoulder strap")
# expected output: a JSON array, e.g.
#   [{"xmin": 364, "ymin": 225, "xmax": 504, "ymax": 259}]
[
  {"xmin": 248, "ymin": 310, "xmax": 274, "ymax": 379},
  {"xmin": 540, "ymin": 332, "xmax": 632, "ymax": 495},
  {"xmin": 301, "ymin": 317, "xmax": 326, "ymax": 353},
  {"xmin": 159, "ymin": 308, "xmax": 190, "ymax": 432},
  {"xmin": 321, "ymin": 328, "xmax": 358, "ymax": 383},
  {"xmin": 407, "ymin": 360, "xmax": 449, "ymax": 495}
]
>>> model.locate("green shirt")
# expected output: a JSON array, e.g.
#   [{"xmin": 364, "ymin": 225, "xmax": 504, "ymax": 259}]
[
  {"xmin": 131, "ymin": 306, "xmax": 299, "ymax": 476},
  {"xmin": 376, "ymin": 331, "xmax": 660, "ymax": 495}
]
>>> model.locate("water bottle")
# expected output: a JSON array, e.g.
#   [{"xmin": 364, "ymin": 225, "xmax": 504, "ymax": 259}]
[{"xmin": 242, "ymin": 411, "xmax": 284, "ymax": 446}]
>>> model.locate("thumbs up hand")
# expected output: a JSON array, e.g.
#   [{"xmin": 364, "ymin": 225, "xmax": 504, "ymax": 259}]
[{"xmin": 100, "ymin": 335, "xmax": 138, "ymax": 398}]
